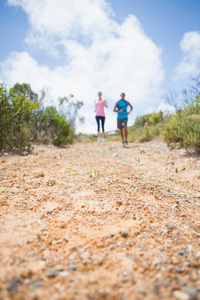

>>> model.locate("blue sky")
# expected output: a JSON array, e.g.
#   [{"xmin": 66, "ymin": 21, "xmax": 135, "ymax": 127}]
[
  {"xmin": 0, "ymin": 0, "xmax": 200, "ymax": 133},
  {"xmin": 112, "ymin": 0, "xmax": 200, "ymax": 90}
]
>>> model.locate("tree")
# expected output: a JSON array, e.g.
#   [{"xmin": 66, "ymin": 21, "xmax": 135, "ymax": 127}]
[
  {"xmin": 182, "ymin": 75, "xmax": 200, "ymax": 105},
  {"xmin": 59, "ymin": 95, "xmax": 84, "ymax": 132},
  {"xmin": 11, "ymin": 83, "xmax": 39, "ymax": 103},
  {"xmin": 161, "ymin": 89, "xmax": 182, "ymax": 111}
]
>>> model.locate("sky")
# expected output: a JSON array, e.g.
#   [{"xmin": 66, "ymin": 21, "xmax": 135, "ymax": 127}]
[{"xmin": 0, "ymin": 0, "xmax": 200, "ymax": 133}]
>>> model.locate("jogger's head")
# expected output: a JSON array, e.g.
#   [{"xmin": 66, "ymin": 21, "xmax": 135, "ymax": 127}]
[
  {"xmin": 121, "ymin": 93, "xmax": 125, "ymax": 100},
  {"xmin": 98, "ymin": 91, "xmax": 102, "ymax": 98}
]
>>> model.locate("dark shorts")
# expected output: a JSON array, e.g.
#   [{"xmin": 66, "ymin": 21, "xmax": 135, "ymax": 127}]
[{"xmin": 117, "ymin": 118, "xmax": 128, "ymax": 129}]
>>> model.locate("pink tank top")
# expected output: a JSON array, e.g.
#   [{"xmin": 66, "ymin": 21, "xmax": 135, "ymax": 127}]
[{"xmin": 95, "ymin": 99, "xmax": 105, "ymax": 117}]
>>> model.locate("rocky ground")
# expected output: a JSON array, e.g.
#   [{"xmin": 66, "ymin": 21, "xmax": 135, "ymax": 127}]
[{"xmin": 0, "ymin": 141, "xmax": 200, "ymax": 300}]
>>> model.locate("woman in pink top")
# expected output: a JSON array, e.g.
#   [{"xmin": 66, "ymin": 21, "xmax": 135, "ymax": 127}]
[{"xmin": 95, "ymin": 91, "xmax": 108, "ymax": 144}]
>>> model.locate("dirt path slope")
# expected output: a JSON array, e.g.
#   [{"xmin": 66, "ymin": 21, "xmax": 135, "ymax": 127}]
[{"xmin": 0, "ymin": 141, "xmax": 200, "ymax": 300}]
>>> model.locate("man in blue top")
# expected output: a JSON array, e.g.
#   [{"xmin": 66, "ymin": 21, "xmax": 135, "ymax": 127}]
[{"xmin": 113, "ymin": 93, "xmax": 133, "ymax": 146}]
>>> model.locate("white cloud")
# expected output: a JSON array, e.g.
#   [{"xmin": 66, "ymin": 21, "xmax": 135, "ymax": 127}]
[
  {"xmin": 1, "ymin": 0, "xmax": 164, "ymax": 133},
  {"xmin": 173, "ymin": 31, "xmax": 200, "ymax": 81}
]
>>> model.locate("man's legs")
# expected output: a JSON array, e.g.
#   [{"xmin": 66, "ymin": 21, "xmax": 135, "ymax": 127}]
[
  {"xmin": 120, "ymin": 129, "xmax": 124, "ymax": 142},
  {"xmin": 124, "ymin": 127, "xmax": 128, "ymax": 142}
]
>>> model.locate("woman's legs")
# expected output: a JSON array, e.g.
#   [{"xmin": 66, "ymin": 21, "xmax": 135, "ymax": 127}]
[
  {"xmin": 100, "ymin": 117, "xmax": 106, "ymax": 142},
  {"xmin": 96, "ymin": 116, "xmax": 105, "ymax": 142},
  {"xmin": 96, "ymin": 116, "xmax": 101, "ymax": 141}
]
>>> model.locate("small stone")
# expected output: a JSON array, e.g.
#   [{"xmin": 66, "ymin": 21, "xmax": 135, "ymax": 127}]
[
  {"xmin": 72, "ymin": 229, "xmax": 78, "ymax": 234},
  {"xmin": 64, "ymin": 237, "xmax": 68, "ymax": 242},
  {"xmin": 58, "ymin": 271, "xmax": 69, "ymax": 277},
  {"xmin": 23, "ymin": 279, "xmax": 30, "ymax": 285},
  {"xmin": 172, "ymin": 230, "xmax": 180, "ymax": 236},
  {"xmin": 175, "ymin": 266, "xmax": 185, "ymax": 273},
  {"xmin": 54, "ymin": 264, "xmax": 64, "ymax": 271},
  {"xmin": 117, "ymin": 200, "xmax": 123, "ymax": 205},
  {"xmin": 166, "ymin": 224, "xmax": 176, "ymax": 230},
  {"xmin": 181, "ymin": 287, "xmax": 198, "ymax": 300},
  {"xmin": 46, "ymin": 269, "xmax": 58, "ymax": 278},
  {"xmin": 121, "ymin": 231, "xmax": 128, "ymax": 238},
  {"xmin": 68, "ymin": 263, "xmax": 76, "ymax": 271},
  {"xmin": 32, "ymin": 280, "xmax": 42, "ymax": 287},
  {"xmin": 173, "ymin": 290, "xmax": 189, "ymax": 300},
  {"xmin": 47, "ymin": 179, "xmax": 56, "ymax": 186},
  {"xmin": 172, "ymin": 204, "xmax": 180, "ymax": 209},
  {"xmin": 80, "ymin": 252, "xmax": 90, "ymax": 260},
  {"xmin": 7, "ymin": 277, "xmax": 20, "ymax": 292},
  {"xmin": 123, "ymin": 270, "xmax": 133, "ymax": 276},
  {"xmin": 195, "ymin": 251, "xmax": 200, "ymax": 260}
]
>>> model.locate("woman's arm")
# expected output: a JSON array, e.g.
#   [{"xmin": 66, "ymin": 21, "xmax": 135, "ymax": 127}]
[{"xmin": 103, "ymin": 100, "xmax": 108, "ymax": 108}]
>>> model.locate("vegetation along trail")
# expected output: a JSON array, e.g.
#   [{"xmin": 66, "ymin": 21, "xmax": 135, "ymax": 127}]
[{"xmin": 0, "ymin": 141, "xmax": 200, "ymax": 300}]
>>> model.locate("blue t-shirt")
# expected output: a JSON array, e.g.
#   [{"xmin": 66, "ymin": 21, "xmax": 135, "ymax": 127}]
[{"xmin": 117, "ymin": 100, "xmax": 128, "ymax": 119}]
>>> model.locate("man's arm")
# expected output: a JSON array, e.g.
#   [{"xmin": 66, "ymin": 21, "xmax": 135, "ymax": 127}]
[
  {"xmin": 127, "ymin": 102, "xmax": 133, "ymax": 115},
  {"xmin": 114, "ymin": 102, "xmax": 122, "ymax": 113}
]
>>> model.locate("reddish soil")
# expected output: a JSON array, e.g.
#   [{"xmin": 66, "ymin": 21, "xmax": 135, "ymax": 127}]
[{"xmin": 0, "ymin": 141, "xmax": 200, "ymax": 300}]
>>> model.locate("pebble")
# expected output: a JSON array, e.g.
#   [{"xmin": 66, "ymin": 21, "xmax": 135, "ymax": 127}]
[
  {"xmin": 54, "ymin": 264, "xmax": 64, "ymax": 271},
  {"xmin": 68, "ymin": 263, "xmax": 76, "ymax": 271},
  {"xmin": 195, "ymin": 251, "xmax": 200, "ymax": 259},
  {"xmin": 121, "ymin": 231, "xmax": 129, "ymax": 238},
  {"xmin": 80, "ymin": 251, "xmax": 90, "ymax": 260},
  {"xmin": 7, "ymin": 277, "xmax": 20, "ymax": 292},
  {"xmin": 123, "ymin": 270, "xmax": 133, "ymax": 276},
  {"xmin": 181, "ymin": 287, "xmax": 198, "ymax": 300},
  {"xmin": 166, "ymin": 224, "xmax": 176, "ymax": 230},
  {"xmin": 172, "ymin": 204, "xmax": 180, "ymax": 209},
  {"xmin": 23, "ymin": 279, "xmax": 30, "ymax": 285},
  {"xmin": 173, "ymin": 290, "xmax": 190, "ymax": 300},
  {"xmin": 175, "ymin": 266, "xmax": 185, "ymax": 273},
  {"xmin": 32, "ymin": 280, "xmax": 42, "ymax": 287},
  {"xmin": 46, "ymin": 269, "xmax": 58, "ymax": 278},
  {"xmin": 173, "ymin": 230, "xmax": 180, "ymax": 236},
  {"xmin": 58, "ymin": 271, "xmax": 69, "ymax": 277}
]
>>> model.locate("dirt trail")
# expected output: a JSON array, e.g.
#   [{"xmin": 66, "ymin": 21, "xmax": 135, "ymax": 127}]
[{"xmin": 0, "ymin": 141, "xmax": 200, "ymax": 300}]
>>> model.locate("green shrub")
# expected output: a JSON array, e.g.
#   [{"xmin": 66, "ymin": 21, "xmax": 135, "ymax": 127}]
[
  {"xmin": 0, "ymin": 83, "xmax": 74, "ymax": 152},
  {"xmin": 0, "ymin": 83, "xmax": 39, "ymax": 152},
  {"xmin": 149, "ymin": 112, "xmax": 163, "ymax": 125},
  {"xmin": 164, "ymin": 96, "xmax": 200, "ymax": 151},
  {"xmin": 37, "ymin": 106, "xmax": 73, "ymax": 146},
  {"xmin": 133, "ymin": 114, "xmax": 151, "ymax": 128},
  {"xmin": 138, "ymin": 123, "xmax": 152, "ymax": 142}
]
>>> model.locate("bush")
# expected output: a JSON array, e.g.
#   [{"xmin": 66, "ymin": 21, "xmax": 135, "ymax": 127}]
[
  {"xmin": 149, "ymin": 112, "xmax": 163, "ymax": 125},
  {"xmin": 164, "ymin": 96, "xmax": 200, "ymax": 151},
  {"xmin": 0, "ymin": 83, "xmax": 74, "ymax": 152},
  {"xmin": 0, "ymin": 83, "xmax": 39, "ymax": 152},
  {"xmin": 133, "ymin": 114, "xmax": 151, "ymax": 128},
  {"xmin": 37, "ymin": 106, "xmax": 73, "ymax": 146}
]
